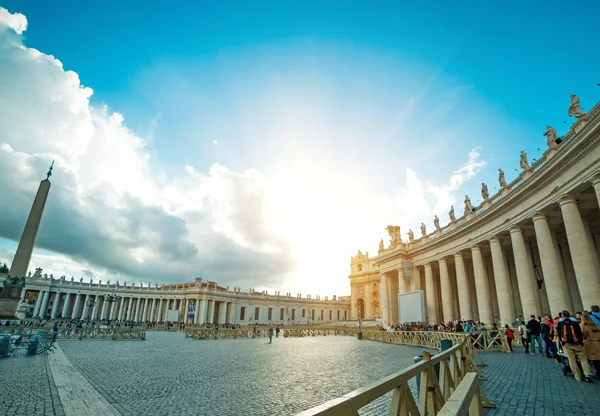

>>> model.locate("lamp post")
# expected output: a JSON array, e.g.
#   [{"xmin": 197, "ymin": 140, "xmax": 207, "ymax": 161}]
[
  {"xmin": 85, "ymin": 299, "xmax": 97, "ymax": 322},
  {"xmin": 104, "ymin": 293, "xmax": 120, "ymax": 325}
]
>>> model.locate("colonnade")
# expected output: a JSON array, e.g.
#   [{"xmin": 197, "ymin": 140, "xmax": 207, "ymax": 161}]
[
  {"xmin": 380, "ymin": 192, "xmax": 600, "ymax": 326},
  {"xmin": 30, "ymin": 291, "xmax": 187, "ymax": 323}
]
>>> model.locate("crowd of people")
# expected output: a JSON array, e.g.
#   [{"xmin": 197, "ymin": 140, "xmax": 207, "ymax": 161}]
[{"xmin": 375, "ymin": 304, "xmax": 600, "ymax": 383}]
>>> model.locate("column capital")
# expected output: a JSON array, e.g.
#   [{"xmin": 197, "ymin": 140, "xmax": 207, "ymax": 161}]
[
  {"xmin": 489, "ymin": 236, "xmax": 500, "ymax": 243},
  {"xmin": 438, "ymin": 257, "xmax": 447, "ymax": 265},
  {"xmin": 591, "ymin": 173, "xmax": 600, "ymax": 186},
  {"xmin": 470, "ymin": 245, "xmax": 482, "ymax": 252},
  {"xmin": 559, "ymin": 195, "xmax": 577, "ymax": 206},
  {"xmin": 509, "ymin": 225, "xmax": 523, "ymax": 234},
  {"xmin": 453, "ymin": 252, "xmax": 463, "ymax": 259},
  {"xmin": 532, "ymin": 212, "xmax": 547, "ymax": 222}
]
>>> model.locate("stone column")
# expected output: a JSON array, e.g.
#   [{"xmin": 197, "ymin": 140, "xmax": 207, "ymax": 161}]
[
  {"xmin": 126, "ymin": 297, "xmax": 134, "ymax": 321},
  {"xmin": 184, "ymin": 299, "xmax": 190, "ymax": 323},
  {"xmin": 39, "ymin": 291, "xmax": 51, "ymax": 318},
  {"xmin": 61, "ymin": 293, "xmax": 72, "ymax": 319},
  {"xmin": 532, "ymin": 214, "xmax": 573, "ymax": 316},
  {"xmin": 485, "ymin": 257, "xmax": 500, "ymax": 322},
  {"xmin": 156, "ymin": 299, "xmax": 163, "ymax": 322},
  {"xmin": 471, "ymin": 246, "xmax": 493, "ymax": 325},
  {"xmin": 397, "ymin": 268, "xmax": 407, "ymax": 294},
  {"xmin": 32, "ymin": 291, "xmax": 43, "ymax": 317},
  {"xmin": 50, "ymin": 292, "xmax": 61, "ymax": 319},
  {"xmin": 142, "ymin": 298, "xmax": 149, "ymax": 322},
  {"xmin": 510, "ymin": 226, "xmax": 541, "ymax": 316},
  {"xmin": 454, "ymin": 252, "xmax": 472, "ymax": 320},
  {"xmin": 100, "ymin": 297, "xmax": 108, "ymax": 320},
  {"xmin": 208, "ymin": 300, "xmax": 216, "ymax": 324},
  {"xmin": 411, "ymin": 266, "xmax": 421, "ymax": 291},
  {"xmin": 559, "ymin": 196, "xmax": 600, "ymax": 307},
  {"xmin": 81, "ymin": 294, "xmax": 91, "ymax": 320},
  {"xmin": 379, "ymin": 274, "xmax": 390, "ymax": 324},
  {"xmin": 109, "ymin": 299, "xmax": 117, "ymax": 321},
  {"xmin": 489, "ymin": 237, "xmax": 516, "ymax": 325},
  {"xmin": 507, "ymin": 256, "xmax": 523, "ymax": 318},
  {"xmin": 118, "ymin": 298, "xmax": 126, "ymax": 320},
  {"xmin": 91, "ymin": 296, "xmax": 99, "ymax": 321},
  {"xmin": 593, "ymin": 176, "xmax": 600, "ymax": 211},
  {"xmin": 424, "ymin": 264, "xmax": 439, "ymax": 323},
  {"xmin": 72, "ymin": 294, "xmax": 83, "ymax": 319},
  {"xmin": 438, "ymin": 258, "xmax": 455, "ymax": 322},
  {"xmin": 217, "ymin": 302, "xmax": 225, "ymax": 324},
  {"xmin": 559, "ymin": 242, "xmax": 583, "ymax": 312},
  {"xmin": 527, "ymin": 241, "xmax": 547, "ymax": 314},
  {"xmin": 198, "ymin": 298, "xmax": 207, "ymax": 324}
]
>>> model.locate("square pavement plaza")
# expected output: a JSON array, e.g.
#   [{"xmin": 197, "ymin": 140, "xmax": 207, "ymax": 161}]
[{"xmin": 1, "ymin": 332, "xmax": 598, "ymax": 415}]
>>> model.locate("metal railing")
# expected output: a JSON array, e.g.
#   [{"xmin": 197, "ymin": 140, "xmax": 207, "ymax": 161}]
[
  {"xmin": 0, "ymin": 326, "xmax": 146, "ymax": 340},
  {"xmin": 296, "ymin": 336, "xmax": 495, "ymax": 415}
]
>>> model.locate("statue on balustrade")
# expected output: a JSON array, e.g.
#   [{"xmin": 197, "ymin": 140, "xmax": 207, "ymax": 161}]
[
  {"xmin": 481, "ymin": 183, "xmax": 489, "ymax": 202},
  {"xmin": 568, "ymin": 94, "xmax": 586, "ymax": 119},
  {"xmin": 464, "ymin": 195, "xmax": 473, "ymax": 213},
  {"xmin": 407, "ymin": 229, "xmax": 415, "ymax": 243},
  {"xmin": 544, "ymin": 125, "xmax": 558, "ymax": 149},
  {"xmin": 519, "ymin": 150, "xmax": 530, "ymax": 171},
  {"xmin": 420, "ymin": 222, "xmax": 427, "ymax": 237},
  {"xmin": 378, "ymin": 238, "xmax": 384, "ymax": 252},
  {"xmin": 449, "ymin": 205, "xmax": 456, "ymax": 222},
  {"xmin": 386, "ymin": 225, "xmax": 401, "ymax": 248},
  {"xmin": 44, "ymin": 273, "xmax": 48, "ymax": 279},
  {"xmin": 433, "ymin": 215, "xmax": 441, "ymax": 231},
  {"xmin": 498, "ymin": 169, "xmax": 507, "ymax": 188}
]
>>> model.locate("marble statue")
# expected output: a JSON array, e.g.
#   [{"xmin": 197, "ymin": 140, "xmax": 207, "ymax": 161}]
[
  {"xmin": 49, "ymin": 274, "xmax": 54, "ymax": 279},
  {"xmin": 99, "ymin": 279, "xmax": 102, "ymax": 285},
  {"xmin": 420, "ymin": 222, "xmax": 427, "ymax": 237},
  {"xmin": 70, "ymin": 276, "xmax": 74, "ymax": 282},
  {"xmin": 107, "ymin": 280, "xmax": 110, "ymax": 285},
  {"xmin": 568, "ymin": 94, "xmax": 586, "ymax": 119},
  {"xmin": 379, "ymin": 238, "xmax": 385, "ymax": 252},
  {"xmin": 544, "ymin": 125, "xmax": 558, "ymax": 149},
  {"xmin": 481, "ymin": 183, "xmax": 489, "ymax": 201},
  {"xmin": 386, "ymin": 225, "xmax": 401, "ymax": 247},
  {"xmin": 498, "ymin": 169, "xmax": 507, "ymax": 188},
  {"xmin": 28, "ymin": 271, "xmax": 31, "ymax": 277},
  {"xmin": 434, "ymin": 215, "xmax": 441, "ymax": 231},
  {"xmin": 520, "ymin": 150, "xmax": 530, "ymax": 171},
  {"xmin": 464, "ymin": 195, "xmax": 473, "ymax": 212},
  {"xmin": 407, "ymin": 229, "xmax": 415, "ymax": 243},
  {"xmin": 449, "ymin": 206, "xmax": 456, "ymax": 222}
]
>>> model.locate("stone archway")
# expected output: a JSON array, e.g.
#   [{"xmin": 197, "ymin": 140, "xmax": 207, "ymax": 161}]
[{"xmin": 356, "ymin": 298, "xmax": 365, "ymax": 320}]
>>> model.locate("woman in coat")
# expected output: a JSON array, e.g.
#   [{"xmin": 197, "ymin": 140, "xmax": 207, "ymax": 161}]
[{"xmin": 581, "ymin": 314, "xmax": 600, "ymax": 378}]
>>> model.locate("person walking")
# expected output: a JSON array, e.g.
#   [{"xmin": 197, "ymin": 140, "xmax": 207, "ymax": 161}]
[
  {"xmin": 557, "ymin": 310, "xmax": 593, "ymax": 383},
  {"xmin": 268, "ymin": 326, "xmax": 274, "ymax": 344},
  {"xmin": 526, "ymin": 315, "xmax": 543, "ymax": 355},
  {"xmin": 590, "ymin": 305, "xmax": 600, "ymax": 326},
  {"xmin": 505, "ymin": 324, "xmax": 515, "ymax": 352},
  {"xmin": 518, "ymin": 320, "xmax": 529, "ymax": 353},
  {"xmin": 581, "ymin": 313, "xmax": 600, "ymax": 379}
]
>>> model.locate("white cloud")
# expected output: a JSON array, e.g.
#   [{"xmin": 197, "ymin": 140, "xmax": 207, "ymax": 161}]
[
  {"xmin": 212, "ymin": 139, "xmax": 219, "ymax": 146},
  {"xmin": 0, "ymin": 7, "xmax": 296, "ymax": 290},
  {"xmin": 396, "ymin": 147, "xmax": 486, "ymax": 231}
]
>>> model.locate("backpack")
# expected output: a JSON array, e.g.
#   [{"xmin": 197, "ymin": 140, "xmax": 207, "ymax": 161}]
[
  {"xmin": 560, "ymin": 320, "xmax": 580, "ymax": 344},
  {"xmin": 507, "ymin": 329, "xmax": 515, "ymax": 340}
]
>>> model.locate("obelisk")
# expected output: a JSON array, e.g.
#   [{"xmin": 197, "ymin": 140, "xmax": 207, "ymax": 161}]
[{"xmin": 9, "ymin": 161, "xmax": 54, "ymax": 277}]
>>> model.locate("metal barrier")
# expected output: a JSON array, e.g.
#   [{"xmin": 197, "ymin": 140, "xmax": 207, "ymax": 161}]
[{"xmin": 296, "ymin": 337, "xmax": 494, "ymax": 415}]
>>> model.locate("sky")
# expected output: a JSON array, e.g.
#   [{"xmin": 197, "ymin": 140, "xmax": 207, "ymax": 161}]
[{"xmin": 0, "ymin": 1, "xmax": 599, "ymax": 296}]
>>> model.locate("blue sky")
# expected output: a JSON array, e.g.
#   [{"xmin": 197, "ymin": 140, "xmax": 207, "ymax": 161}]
[{"xmin": 0, "ymin": 1, "xmax": 599, "ymax": 294}]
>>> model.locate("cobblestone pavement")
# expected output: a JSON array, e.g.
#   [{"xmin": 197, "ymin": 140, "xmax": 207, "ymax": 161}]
[
  {"xmin": 482, "ymin": 346, "xmax": 600, "ymax": 416},
  {"xmin": 0, "ymin": 352, "xmax": 64, "ymax": 416},
  {"xmin": 58, "ymin": 332, "xmax": 428, "ymax": 416},
  {"xmin": 4, "ymin": 334, "xmax": 599, "ymax": 416}
]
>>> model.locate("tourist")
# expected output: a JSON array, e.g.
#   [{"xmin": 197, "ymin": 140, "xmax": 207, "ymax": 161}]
[
  {"xmin": 575, "ymin": 311, "xmax": 583, "ymax": 322},
  {"xmin": 557, "ymin": 310, "xmax": 593, "ymax": 382},
  {"xmin": 275, "ymin": 327, "xmax": 280, "ymax": 338},
  {"xmin": 581, "ymin": 313, "xmax": 600, "ymax": 379},
  {"xmin": 518, "ymin": 320, "xmax": 529, "ymax": 353},
  {"xmin": 504, "ymin": 324, "xmax": 515, "ymax": 352},
  {"xmin": 541, "ymin": 316, "xmax": 556, "ymax": 358},
  {"xmin": 590, "ymin": 305, "xmax": 600, "ymax": 326},
  {"xmin": 526, "ymin": 315, "xmax": 542, "ymax": 355},
  {"xmin": 268, "ymin": 326, "xmax": 274, "ymax": 344}
]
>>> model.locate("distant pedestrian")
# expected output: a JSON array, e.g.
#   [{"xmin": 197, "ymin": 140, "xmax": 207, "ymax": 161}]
[
  {"xmin": 268, "ymin": 327, "xmax": 274, "ymax": 344},
  {"xmin": 519, "ymin": 321, "xmax": 529, "ymax": 353},
  {"xmin": 505, "ymin": 324, "xmax": 514, "ymax": 352},
  {"xmin": 526, "ymin": 315, "xmax": 542, "ymax": 355},
  {"xmin": 275, "ymin": 327, "xmax": 280, "ymax": 338}
]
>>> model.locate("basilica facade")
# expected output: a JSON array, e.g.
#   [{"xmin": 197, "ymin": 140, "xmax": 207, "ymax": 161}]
[{"xmin": 349, "ymin": 97, "xmax": 600, "ymax": 326}]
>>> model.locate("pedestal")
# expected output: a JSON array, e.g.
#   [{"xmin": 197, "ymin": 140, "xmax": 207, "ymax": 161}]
[
  {"xmin": 500, "ymin": 187, "xmax": 511, "ymax": 197},
  {"xmin": 0, "ymin": 284, "xmax": 22, "ymax": 319}
]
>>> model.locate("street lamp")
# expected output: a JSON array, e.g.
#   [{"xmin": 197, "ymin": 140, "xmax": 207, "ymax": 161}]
[
  {"xmin": 85, "ymin": 299, "xmax": 97, "ymax": 322},
  {"xmin": 104, "ymin": 293, "xmax": 120, "ymax": 324}
]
